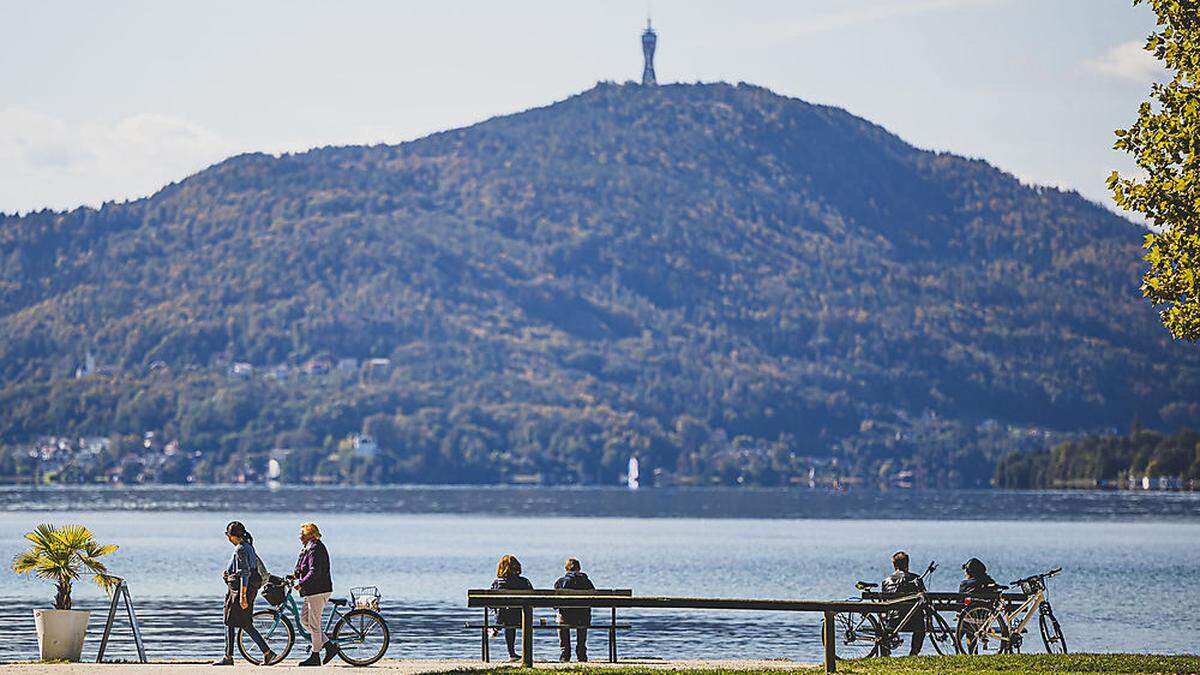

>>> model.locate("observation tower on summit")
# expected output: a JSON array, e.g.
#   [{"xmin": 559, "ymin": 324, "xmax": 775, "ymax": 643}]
[{"xmin": 641, "ymin": 19, "xmax": 657, "ymax": 86}]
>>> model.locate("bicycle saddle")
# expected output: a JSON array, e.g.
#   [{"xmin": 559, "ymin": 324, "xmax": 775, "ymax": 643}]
[{"xmin": 330, "ymin": 598, "xmax": 348, "ymax": 606}]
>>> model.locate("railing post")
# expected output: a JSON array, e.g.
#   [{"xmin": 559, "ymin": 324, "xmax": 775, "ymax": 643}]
[
  {"xmin": 823, "ymin": 610, "xmax": 836, "ymax": 673},
  {"xmin": 521, "ymin": 605, "xmax": 534, "ymax": 667}
]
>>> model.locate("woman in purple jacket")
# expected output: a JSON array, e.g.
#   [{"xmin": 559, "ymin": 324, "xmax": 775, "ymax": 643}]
[{"xmin": 293, "ymin": 522, "xmax": 335, "ymax": 666}]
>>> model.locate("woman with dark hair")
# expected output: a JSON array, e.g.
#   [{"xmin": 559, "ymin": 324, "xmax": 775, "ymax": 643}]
[
  {"xmin": 959, "ymin": 557, "xmax": 998, "ymax": 594},
  {"xmin": 490, "ymin": 554, "xmax": 533, "ymax": 662},
  {"xmin": 213, "ymin": 521, "xmax": 276, "ymax": 666}
]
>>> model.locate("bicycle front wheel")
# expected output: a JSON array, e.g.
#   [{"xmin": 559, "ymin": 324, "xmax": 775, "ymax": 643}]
[
  {"xmin": 823, "ymin": 612, "xmax": 888, "ymax": 658},
  {"xmin": 957, "ymin": 606, "xmax": 1010, "ymax": 655},
  {"xmin": 238, "ymin": 609, "xmax": 294, "ymax": 665},
  {"xmin": 333, "ymin": 608, "xmax": 390, "ymax": 666},
  {"xmin": 1039, "ymin": 606, "xmax": 1067, "ymax": 654},
  {"xmin": 926, "ymin": 608, "xmax": 962, "ymax": 655}
]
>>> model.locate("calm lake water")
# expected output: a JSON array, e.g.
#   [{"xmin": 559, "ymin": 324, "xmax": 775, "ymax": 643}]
[{"xmin": 1, "ymin": 486, "xmax": 1197, "ymax": 662}]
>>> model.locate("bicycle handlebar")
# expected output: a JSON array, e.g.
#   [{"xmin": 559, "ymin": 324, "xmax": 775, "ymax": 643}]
[{"xmin": 1009, "ymin": 567, "xmax": 1063, "ymax": 586}]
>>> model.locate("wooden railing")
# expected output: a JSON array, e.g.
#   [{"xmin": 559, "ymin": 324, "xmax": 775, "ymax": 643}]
[{"xmin": 467, "ymin": 589, "xmax": 922, "ymax": 673}]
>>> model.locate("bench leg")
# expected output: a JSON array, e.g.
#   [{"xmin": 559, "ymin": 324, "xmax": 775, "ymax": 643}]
[
  {"xmin": 482, "ymin": 610, "xmax": 490, "ymax": 662},
  {"xmin": 609, "ymin": 608, "xmax": 617, "ymax": 662},
  {"xmin": 521, "ymin": 606, "xmax": 534, "ymax": 667},
  {"xmin": 823, "ymin": 611, "xmax": 836, "ymax": 674}
]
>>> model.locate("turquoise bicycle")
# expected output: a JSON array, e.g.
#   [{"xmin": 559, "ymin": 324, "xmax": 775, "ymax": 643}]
[{"xmin": 237, "ymin": 574, "xmax": 390, "ymax": 666}]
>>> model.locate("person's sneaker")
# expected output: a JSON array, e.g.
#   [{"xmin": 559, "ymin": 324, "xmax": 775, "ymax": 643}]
[
  {"xmin": 321, "ymin": 642, "xmax": 340, "ymax": 665},
  {"xmin": 507, "ymin": 654, "xmax": 521, "ymax": 662},
  {"xmin": 298, "ymin": 651, "xmax": 322, "ymax": 666},
  {"xmin": 262, "ymin": 649, "xmax": 278, "ymax": 665},
  {"xmin": 577, "ymin": 651, "xmax": 588, "ymax": 662},
  {"xmin": 210, "ymin": 656, "xmax": 234, "ymax": 666},
  {"xmin": 559, "ymin": 651, "xmax": 571, "ymax": 662}
]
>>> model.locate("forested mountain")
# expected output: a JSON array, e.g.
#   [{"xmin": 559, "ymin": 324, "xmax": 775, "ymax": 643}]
[{"xmin": 1, "ymin": 82, "xmax": 1197, "ymax": 486}]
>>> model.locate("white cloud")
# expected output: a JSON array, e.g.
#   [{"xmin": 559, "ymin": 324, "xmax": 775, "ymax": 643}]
[
  {"xmin": 0, "ymin": 108, "xmax": 233, "ymax": 214},
  {"xmin": 1083, "ymin": 40, "xmax": 1166, "ymax": 83}
]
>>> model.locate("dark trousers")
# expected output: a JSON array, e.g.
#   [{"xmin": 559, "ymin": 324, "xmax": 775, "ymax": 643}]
[
  {"xmin": 226, "ymin": 625, "xmax": 269, "ymax": 658},
  {"xmin": 503, "ymin": 628, "xmax": 518, "ymax": 656},
  {"xmin": 558, "ymin": 627, "xmax": 587, "ymax": 657},
  {"xmin": 908, "ymin": 622, "xmax": 926, "ymax": 656}
]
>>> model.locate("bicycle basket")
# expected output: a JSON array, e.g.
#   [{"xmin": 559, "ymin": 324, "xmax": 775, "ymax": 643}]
[
  {"xmin": 262, "ymin": 580, "xmax": 287, "ymax": 606},
  {"xmin": 350, "ymin": 586, "xmax": 381, "ymax": 611}
]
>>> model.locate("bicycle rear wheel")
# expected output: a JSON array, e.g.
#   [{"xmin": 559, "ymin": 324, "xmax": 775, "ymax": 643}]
[
  {"xmin": 333, "ymin": 608, "xmax": 390, "ymax": 666},
  {"xmin": 957, "ymin": 606, "xmax": 1010, "ymax": 655},
  {"xmin": 238, "ymin": 610, "xmax": 293, "ymax": 665},
  {"xmin": 925, "ymin": 608, "xmax": 961, "ymax": 655},
  {"xmin": 823, "ymin": 612, "xmax": 888, "ymax": 658},
  {"xmin": 1039, "ymin": 606, "xmax": 1067, "ymax": 654}
]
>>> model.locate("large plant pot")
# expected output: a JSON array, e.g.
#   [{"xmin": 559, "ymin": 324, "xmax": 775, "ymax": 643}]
[{"xmin": 33, "ymin": 609, "xmax": 90, "ymax": 661}]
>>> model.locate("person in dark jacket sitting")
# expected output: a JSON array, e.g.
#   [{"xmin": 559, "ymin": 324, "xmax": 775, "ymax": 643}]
[
  {"xmin": 554, "ymin": 558, "xmax": 596, "ymax": 662},
  {"xmin": 881, "ymin": 551, "xmax": 926, "ymax": 656},
  {"xmin": 959, "ymin": 558, "xmax": 998, "ymax": 595},
  {"xmin": 490, "ymin": 555, "xmax": 533, "ymax": 661},
  {"xmin": 293, "ymin": 522, "xmax": 336, "ymax": 666}
]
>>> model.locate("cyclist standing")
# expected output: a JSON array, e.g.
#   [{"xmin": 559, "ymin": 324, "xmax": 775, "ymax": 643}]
[{"xmin": 881, "ymin": 551, "xmax": 926, "ymax": 656}]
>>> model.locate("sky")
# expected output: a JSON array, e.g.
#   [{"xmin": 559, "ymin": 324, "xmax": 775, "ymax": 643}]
[{"xmin": 0, "ymin": 0, "xmax": 1166, "ymax": 216}]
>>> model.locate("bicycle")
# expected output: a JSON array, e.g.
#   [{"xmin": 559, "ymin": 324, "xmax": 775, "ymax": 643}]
[
  {"xmin": 237, "ymin": 574, "xmax": 391, "ymax": 666},
  {"xmin": 956, "ymin": 567, "xmax": 1066, "ymax": 655},
  {"xmin": 829, "ymin": 561, "xmax": 960, "ymax": 658}
]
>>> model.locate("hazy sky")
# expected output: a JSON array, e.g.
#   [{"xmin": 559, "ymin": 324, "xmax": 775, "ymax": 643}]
[{"xmin": 0, "ymin": 0, "xmax": 1164, "ymax": 215}]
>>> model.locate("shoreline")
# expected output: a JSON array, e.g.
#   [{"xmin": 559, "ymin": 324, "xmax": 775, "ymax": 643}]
[{"xmin": 0, "ymin": 659, "xmax": 815, "ymax": 672}]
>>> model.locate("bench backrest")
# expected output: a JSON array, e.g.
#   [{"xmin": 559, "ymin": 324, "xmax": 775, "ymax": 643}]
[{"xmin": 469, "ymin": 588, "xmax": 632, "ymax": 597}]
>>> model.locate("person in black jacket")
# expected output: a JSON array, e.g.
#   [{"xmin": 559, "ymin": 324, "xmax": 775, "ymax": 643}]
[
  {"xmin": 554, "ymin": 558, "xmax": 596, "ymax": 662},
  {"xmin": 880, "ymin": 551, "xmax": 926, "ymax": 656},
  {"xmin": 490, "ymin": 555, "xmax": 533, "ymax": 661},
  {"xmin": 959, "ymin": 558, "xmax": 998, "ymax": 594},
  {"xmin": 293, "ymin": 522, "xmax": 335, "ymax": 666}
]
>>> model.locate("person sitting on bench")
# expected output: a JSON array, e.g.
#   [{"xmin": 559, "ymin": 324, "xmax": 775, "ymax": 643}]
[
  {"xmin": 959, "ymin": 557, "xmax": 998, "ymax": 594},
  {"xmin": 554, "ymin": 558, "xmax": 596, "ymax": 662},
  {"xmin": 881, "ymin": 551, "xmax": 926, "ymax": 656},
  {"xmin": 490, "ymin": 555, "xmax": 533, "ymax": 662}
]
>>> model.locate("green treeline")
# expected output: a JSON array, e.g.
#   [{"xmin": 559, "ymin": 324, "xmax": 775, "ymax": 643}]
[{"xmin": 994, "ymin": 429, "xmax": 1200, "ymax": 489}]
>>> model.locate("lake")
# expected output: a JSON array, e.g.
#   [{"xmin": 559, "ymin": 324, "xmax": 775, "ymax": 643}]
[{"xmin": 1, "ymin": 486, "xmax": 1197, "ymax": 662}]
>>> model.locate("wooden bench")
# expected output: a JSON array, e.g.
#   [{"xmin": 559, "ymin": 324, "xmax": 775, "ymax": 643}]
[
  {"xmin": 467, "ymin": 589, "xmax": 921, "ymax": 672},
  {"xmin": 466, "ymin": 589, "xmax": 632, "ymax": 663}
]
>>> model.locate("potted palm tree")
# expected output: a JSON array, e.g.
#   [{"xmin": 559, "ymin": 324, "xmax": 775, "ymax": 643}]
[{"xmin": 11, "ymin": 524, "xmax": 119, "ymax": 661}]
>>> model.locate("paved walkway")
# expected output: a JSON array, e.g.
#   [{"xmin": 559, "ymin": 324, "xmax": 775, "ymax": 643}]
[{"xmin": 0, "ymin": 659, "xmax": 815, "ymax": 672}]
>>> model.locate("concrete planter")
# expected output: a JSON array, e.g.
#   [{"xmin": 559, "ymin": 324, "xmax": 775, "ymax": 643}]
[{"xmin": 33, "ymin": 608, "xmax": 90, "ymax": 661}]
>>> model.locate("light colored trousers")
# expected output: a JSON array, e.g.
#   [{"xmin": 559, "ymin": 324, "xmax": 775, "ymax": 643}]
[{"xmin": 300, "ymin": 592, "xmax": 331, "ymax": 652}]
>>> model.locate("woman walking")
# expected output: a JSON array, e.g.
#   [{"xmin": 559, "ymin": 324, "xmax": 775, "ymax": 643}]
[
  {"xmin": 294, "ymin": 522, "xmax": 336, "ymax": 666},
  {"xmin": 490, "ymin": 554, "xmax": 533, "ymax": 661},
  {"xmin": 213, "ymin": 521, "xmax": 275, "ymax": 666}
]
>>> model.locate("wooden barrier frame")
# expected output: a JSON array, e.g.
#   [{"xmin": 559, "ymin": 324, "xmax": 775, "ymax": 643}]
[{"xmin": 468, "ymin": 590, "xmax": 921, "ymax": 673}]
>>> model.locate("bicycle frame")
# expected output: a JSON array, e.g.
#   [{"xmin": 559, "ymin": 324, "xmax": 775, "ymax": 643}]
[
  {"xmin": 264, "ymin": 588, "xmax": 346, "ymax": 646},
  {"xmin": 1003, "ymin": 586, "xmax": 1046, "ymax": 639}
]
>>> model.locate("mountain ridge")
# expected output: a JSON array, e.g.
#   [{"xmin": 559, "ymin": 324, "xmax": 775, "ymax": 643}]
[{"xmin": 0, "ymin": 81, "xmax": 1193, "ymax": 486}]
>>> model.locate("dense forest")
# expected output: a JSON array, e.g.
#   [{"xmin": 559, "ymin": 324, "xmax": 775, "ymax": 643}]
[
  {"xmin": 994, "ymin": 429, "xmax": 1200, "ymax": 489},
  {"xmin": 1, "ymin": 82, "xmax": 1197, "ymax": 486}
]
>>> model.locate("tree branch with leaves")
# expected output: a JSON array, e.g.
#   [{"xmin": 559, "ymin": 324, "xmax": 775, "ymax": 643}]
[{"xmin": 1109, "ymin": 0, "xmax": 1200, "ymax": 340}]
